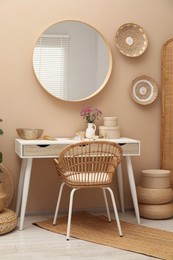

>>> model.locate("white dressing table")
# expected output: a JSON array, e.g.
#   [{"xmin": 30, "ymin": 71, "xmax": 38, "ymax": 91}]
[{"xmin": 15, "ymin": 137, "xmax": 141, "ymax": 230}]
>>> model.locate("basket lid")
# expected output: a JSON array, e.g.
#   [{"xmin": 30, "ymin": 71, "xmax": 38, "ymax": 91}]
[
  {"xmin": 0, "ymin": 208, "xmax": 17, "ymax": 223},
  {"xmin": 104, "ymin": 117, "xmax": 118, "ymax": 121},
  {"xmin": 99, "ymin": 126, "xmax": 120, "ymax": 130},
  {"xmin": 142, "ymin": 169, "xmax": 170, "ymax": 177}
]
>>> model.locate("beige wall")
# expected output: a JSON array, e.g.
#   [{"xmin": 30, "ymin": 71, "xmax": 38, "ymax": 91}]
[{"xmin": 1, "ymin": 0, "xmax": 173, "ymax": 213}]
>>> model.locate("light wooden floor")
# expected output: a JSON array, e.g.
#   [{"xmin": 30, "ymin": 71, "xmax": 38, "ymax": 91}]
[{"xmin": 1, "ymin": 210, "xmax": 173, "ymax": 260}]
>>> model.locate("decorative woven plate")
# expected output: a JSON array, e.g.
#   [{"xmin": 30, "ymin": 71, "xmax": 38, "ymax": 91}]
[
  {"xmin": 130, "ymin": 75, "xmax": 159, "ymax": 105},
  {"xmin": 115, "ymin": 23, "xmax": 148, "ymax": 57},
  {"xmin": 0, "ymin": 164, "xmax": 14, "ymax": 208}
]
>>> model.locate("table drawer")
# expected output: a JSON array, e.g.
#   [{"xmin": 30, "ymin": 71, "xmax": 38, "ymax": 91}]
[
  {"xmin": 22, "ymin": 144, "xmax": 68, "ymax": 157},
  {"xmin": 121, "ymin": 143, "xmax": 140, "ymax": 156},
  {"xmin": 21, "ymin": 142, "xmax": 140, "ymax": 157}
]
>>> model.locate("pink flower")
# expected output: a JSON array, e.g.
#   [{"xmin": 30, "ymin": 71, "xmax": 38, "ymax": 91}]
[{"xmin": 80, "ymin": 106, "xmax": 102, "ymax": 123}]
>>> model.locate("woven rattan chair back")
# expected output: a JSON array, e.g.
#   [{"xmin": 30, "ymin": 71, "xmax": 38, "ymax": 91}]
[
  {"xmin": 54, "ymin": 141, "xmax": 123, "ymax": 188},
  {"xmin": 53, "ymin": 141, "xmax": 123, "ymax": 240}
]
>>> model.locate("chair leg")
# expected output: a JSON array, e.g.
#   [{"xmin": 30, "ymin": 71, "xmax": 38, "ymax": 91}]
[
  {"xmin": 105, "ymin": 187, "xmax": 123, "ymax": 237},
  {"xmin": 66, "ymin": 188, "xmax": 77, "ymax": 241},
  {"xmin": 53, "ymin": 182, "xmax": 65, "ymax": 225},
  {"xmin": 102, "ymin": 188, "xmax": 111, "ymax": 222}
]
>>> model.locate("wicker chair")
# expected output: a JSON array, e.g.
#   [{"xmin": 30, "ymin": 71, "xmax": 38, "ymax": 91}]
[{"xmin": 53, "ymin": 140, "xmax": 123, "ymax": 240}]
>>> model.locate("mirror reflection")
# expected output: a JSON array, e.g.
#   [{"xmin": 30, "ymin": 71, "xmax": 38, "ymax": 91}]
[{"xmin": 33, "ymin": 20, "xmax": 112, "ymax": 101}]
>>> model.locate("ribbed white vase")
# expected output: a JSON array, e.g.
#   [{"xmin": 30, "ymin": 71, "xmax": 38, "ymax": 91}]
[{"xmin": 85, "ymin": 123, "xmax": 96, "ymax": 138}]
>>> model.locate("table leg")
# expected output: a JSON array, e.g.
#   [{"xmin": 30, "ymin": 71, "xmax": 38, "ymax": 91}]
[
  {"xmin": 126, "ymin": 156, "xmax": 141, "ymax": 224},
  {"xmin": 16, "ymin": 158, "xmax": 27, "ymax": 216},
  {"xmin": 19, "ymin": 158, "xmax": 33, "ymax": 230},
  {"xmin": 117, "ymin": 163, "xmax": 124, "ymax": 212}
]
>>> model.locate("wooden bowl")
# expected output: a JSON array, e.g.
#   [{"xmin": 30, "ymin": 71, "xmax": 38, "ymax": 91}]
[{"xmin": 16, "ymin": 128, "xmax": 44, "ymax": 140}]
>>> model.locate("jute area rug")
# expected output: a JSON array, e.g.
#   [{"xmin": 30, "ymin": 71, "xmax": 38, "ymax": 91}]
[{"xmin": 34, "ymin": 212, "xmax": 173, "ymax": 260}]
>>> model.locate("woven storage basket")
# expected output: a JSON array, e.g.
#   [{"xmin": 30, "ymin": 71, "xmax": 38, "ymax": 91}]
[
  {"xmin": 139, "ymin": 203, "xmax": 173, "ymax": 220},
  {"xmin": 0, "ymin": 208, "xmax": 17, "ymax": 235},
  {"xmin": 0, "ymin": 194, "xmax": 7, "ymax": 212},
  {"xmin": 0, "ymin": 164, "xmax": 14, "ymax": 208},
  {"xmin": 99, "ymin": 126, "xmax": 120, "ymax": 139},
  {"xmin": 137, "ymin": 186, "xmax": 173, "ymax": 204},
  {"xmin": 141, "ymin": 169, "xmax": 171, "ymax": 189}
]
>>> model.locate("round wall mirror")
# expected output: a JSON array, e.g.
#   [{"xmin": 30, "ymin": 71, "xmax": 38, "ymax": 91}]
[{"xmin": 33, "ymin": 20, "xmax": 112, "ymax": 102}]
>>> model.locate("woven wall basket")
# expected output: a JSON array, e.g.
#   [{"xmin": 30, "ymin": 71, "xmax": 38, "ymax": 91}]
[
  {"xmin": 130, "ymin": 76, "xmax": 159, "ymax": 105},
  {"xmin": 137, "ymin": 186, "xmax": 173, "ymax": 205},
  {"xmin": 0, "ymin": 208, "xmax": 17, "ymax": 235},
  {"xmin": 139, "ymin": 203, "xmax": 173, "ymax": 220},
  {"xmin": 115, "ymin": 23, "xmax": 148, "ymax": 57}
]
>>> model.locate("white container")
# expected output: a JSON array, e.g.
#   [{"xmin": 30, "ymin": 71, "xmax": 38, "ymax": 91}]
[
  {"xmin": 103, "ymin": 117, "xmax": 118, "ymax": 127},
  {"xmin": 99, "ymin": 126, "xmax": 120, "ymax": 139}
]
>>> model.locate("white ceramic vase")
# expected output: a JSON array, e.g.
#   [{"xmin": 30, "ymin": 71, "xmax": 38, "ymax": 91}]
[{"xmin": 85, "ymin": 123, "xmax": 96, "ymax": 138}]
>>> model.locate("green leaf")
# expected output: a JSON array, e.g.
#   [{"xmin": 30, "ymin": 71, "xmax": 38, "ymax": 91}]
[{"xmin": 0, "ymin": 129, "xmax": 3, "ymax": 135}]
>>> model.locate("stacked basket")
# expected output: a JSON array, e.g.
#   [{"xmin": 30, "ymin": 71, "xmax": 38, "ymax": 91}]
[
  {"xmin": 99, "ymin": 117, "xmax": 120, "ymax": 139},
  {"xmin": 137, "ymin": 169, "xmax": 173, "ymax": 219}
]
